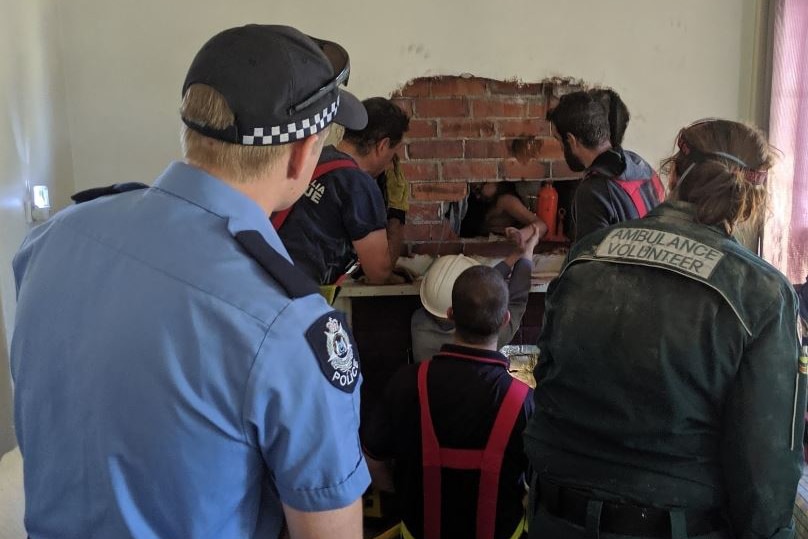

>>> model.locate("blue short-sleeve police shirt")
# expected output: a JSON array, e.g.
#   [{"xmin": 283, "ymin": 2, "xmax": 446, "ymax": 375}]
[{"xmin": 11, "ymin": 162, "xmax": 370, "ymax": 539}]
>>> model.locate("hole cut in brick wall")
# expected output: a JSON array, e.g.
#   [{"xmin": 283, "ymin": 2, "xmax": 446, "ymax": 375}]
[{"xmin": 390, "ymin": 75, "xmax": 583, "ymax": 256}]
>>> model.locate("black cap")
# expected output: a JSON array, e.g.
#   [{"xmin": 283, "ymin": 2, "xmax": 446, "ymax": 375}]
[{"xmin": 182, "ymin": 24, "xmax": 367, "ymax": 146}]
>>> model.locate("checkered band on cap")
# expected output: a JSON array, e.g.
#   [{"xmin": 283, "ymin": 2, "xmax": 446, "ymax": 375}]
[{"xmin": 241, "ymin": 97, "xmax": 340, "ymax": 146}]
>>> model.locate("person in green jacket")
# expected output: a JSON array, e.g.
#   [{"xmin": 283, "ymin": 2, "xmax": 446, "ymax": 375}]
[{"xmin": 524, "ymin": 118, "xmax": 804, "ymax": 539}]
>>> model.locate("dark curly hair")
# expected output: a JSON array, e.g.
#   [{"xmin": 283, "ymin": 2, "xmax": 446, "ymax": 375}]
[
  {"xmin": 589, "ymin": 88, "xmax": 630, "ymax": 148},
  {"xmin": 343, "ymin": 97, "xmax": 410, "ymax": 156},
  {"xmin": 546, "ymin": 91, "xmax": 610, "ymax": 149}
]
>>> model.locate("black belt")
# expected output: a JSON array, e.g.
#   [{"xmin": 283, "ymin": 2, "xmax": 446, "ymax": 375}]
[{"xmin": 537, "ymin": 479, "xmax": 724, "ymax": 538}]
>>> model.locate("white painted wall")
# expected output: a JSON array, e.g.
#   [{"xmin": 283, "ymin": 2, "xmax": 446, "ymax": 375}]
[
  {"xmin": 0, "ymin": 0, "xmax": 74, "ymax": 452},
  {"xmin": 57, "ymin": 0, "xmax": 761, "ymax": 192}
]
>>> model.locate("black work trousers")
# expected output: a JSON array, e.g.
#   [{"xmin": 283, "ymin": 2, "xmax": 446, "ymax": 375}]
[{"xmin": 529, "ymin": 506, "xmax": 732, "ymax": 539}]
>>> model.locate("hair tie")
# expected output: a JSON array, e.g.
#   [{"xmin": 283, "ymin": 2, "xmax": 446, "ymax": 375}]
[
  {"xmin": 677, "ymin": 162, "xmax": 696, "ymax": 183},
  {"xmin": 677, "ymin": 137, "xmax": 767, "ymax": 186},
  {"xmin": 710, "ymin": 151, "xmax": 748, "ymax": 168},
  {"xmin": 708, "ymin": 151, "xmax": 768, "ymax": 186},
  {"xmin": 677, "ymin": 137, "xmax": 691, "ymax": 156},
  {"xmin": 742, "ymin": 169, "xmax": 768, "ymax": 186}
]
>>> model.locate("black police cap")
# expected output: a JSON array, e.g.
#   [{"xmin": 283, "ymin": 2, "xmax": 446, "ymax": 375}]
[{"xmin": 182, "ymin": 24, "xmax": 367, "ymax": 146}]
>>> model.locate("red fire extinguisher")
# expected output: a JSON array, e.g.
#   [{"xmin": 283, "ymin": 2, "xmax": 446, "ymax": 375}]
[{"xmin": 537, "ymin": 181, "xmax": 558, "ymax": 238}]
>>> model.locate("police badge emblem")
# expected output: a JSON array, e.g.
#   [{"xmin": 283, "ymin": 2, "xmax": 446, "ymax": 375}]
[{"xmin": 306, "ymin": 311, "xmax": 361, "ymax": 392}]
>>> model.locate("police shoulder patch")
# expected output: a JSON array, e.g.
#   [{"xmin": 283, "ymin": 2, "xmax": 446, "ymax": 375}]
[{"xmin": 305, "ymin": 311, "xmax": 360, "ymax": 393}]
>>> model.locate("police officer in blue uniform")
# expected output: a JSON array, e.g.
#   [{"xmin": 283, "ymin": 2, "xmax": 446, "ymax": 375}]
[
  {"xmin": 524, "ymin": 119, "xmax": 805, "ymax": 538},
  {"xmin": 11, "ymin": 25, "xmax": 371, "ymax": 539}
]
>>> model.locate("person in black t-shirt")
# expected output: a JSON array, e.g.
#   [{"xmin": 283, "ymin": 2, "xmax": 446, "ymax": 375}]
[{"xmin": 279, "ymin": 97, "xmax": 409, "ymax": 285}]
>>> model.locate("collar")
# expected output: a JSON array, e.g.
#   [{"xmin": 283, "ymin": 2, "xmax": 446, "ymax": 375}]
[
  {"xmin": 152, "ymin": 161, "xmax": 292, "ymax": 261},
  {"xmin": 647, "ymin": 200, "xmax": 698, "ymax": 220},
  {"xmin": 322, "ymin": 144, "xmax": 359, "ymax": 164},
  {"xmin": 647, "ymin": 201, "xmax": 731, "ymax": 239},
  {"xmin": 434, "ymin": 343, "xmax": 510, "ymax": 368},
  {"xmin": 585, "ymin": 148, "xmax": 626, "ymax": 179}
]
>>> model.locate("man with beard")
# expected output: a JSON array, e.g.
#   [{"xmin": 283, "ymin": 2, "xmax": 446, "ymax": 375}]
[{"xmin": 548, "ymin": 91, "xmax": 663, "ymax": 243}]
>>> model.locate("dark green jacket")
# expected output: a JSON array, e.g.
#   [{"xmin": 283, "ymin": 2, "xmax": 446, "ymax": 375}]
[{"xmin": 524, "ymin": 201, "xmax": 804, "ymax": 538}]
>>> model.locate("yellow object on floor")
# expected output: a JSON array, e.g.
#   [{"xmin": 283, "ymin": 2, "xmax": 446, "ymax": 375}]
[{"xmin": 372, "ymin": 523, "xmax": 401, "ymax": 539}]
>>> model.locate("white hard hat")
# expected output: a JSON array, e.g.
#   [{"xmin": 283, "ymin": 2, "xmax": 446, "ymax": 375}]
[{"xmin": 419, "ymin": 255, "xmax": 480, "ymax": 319}]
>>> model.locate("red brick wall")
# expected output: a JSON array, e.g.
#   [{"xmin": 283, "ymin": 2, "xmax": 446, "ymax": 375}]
[{"xmin": 390, "ymin": 75, "xmax": 582, "ymax": 257}]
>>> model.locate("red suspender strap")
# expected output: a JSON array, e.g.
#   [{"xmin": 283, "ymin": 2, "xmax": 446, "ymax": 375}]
[
  {"xmin": 615, "ymin": 180, "xmax": 650, "ymax": 218},
  {"xmin": 311, "ymin": 158, "xmax": 359, "ymax": 178},
  {"xmin": 476, "ymin": 379, "xmax": 529, "ymax": 539},
  {"xmin": 418, "ymin": 361, "xmax": 529, "ymax": 539},
  {"xmin": 270, "ymin": 159, "xmax": 358, "ymax": 230},
  {"xmin": 417, "ymin": 361, "xmax": 443, "ymax": 539}
]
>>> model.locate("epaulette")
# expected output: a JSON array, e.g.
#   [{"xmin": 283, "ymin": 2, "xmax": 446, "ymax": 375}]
[
  {"xmin": 71, "ymin": 182, "xmax": 149, "ymax": 204},
  {"xmin": 235, "ymin": 230, "xmax": 320, "ymax": 299}
]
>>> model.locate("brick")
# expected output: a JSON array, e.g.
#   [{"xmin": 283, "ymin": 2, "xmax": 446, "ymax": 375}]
[
  {"xmin": 509, "ymin": 137, "xmax": 543, "ymax": 163},
  {"xmin": 550, "ymin": 160, "xmax": 581, "ymax": 179},
  {"xmin": 500, "ymin": 159, "xmax": 548, "ymax": 180},
  {"xmin": 410, "ymin": 242, "xmax": 464, "ymax": 256},
  {"xmin": 408, "ymin": 140, "xmax": 464, "ymax": 160},
  {"xmin": 430, "ymin": 222, "xmax": 459, "ymax": 240},
  {"xmin": 391, "ymin": 98, "xmax": 413, "ymax": 117},
  {"xmin": 528, "ymin": 99, "xmax": 548, "ymax": 118},
  {"xmin": 406, "ymin": 119, "xmax": 437, "ymax": 138},
  {"xmin": 411, "ymin": 181, "xmax": 468, "ymax": 202},
  {"xmin": 414, "ymin": 98, "xmax": 469, "ymax": 118},
  {"xmin": 431, "ymin": 76, "xmax": 488, "ymax": 97},
  {"xmin": 498, "ymin": 119, "xmax": 550, "ymax": 137},
  {"xmin": 465, "ymin": 140, "xmax": 510, "ymax": 159},
  {"xmin": 408, "ymin": 203, "xmax": 443, "ymax": 222},
  {"xmin": 471, "ymin": 98, "xmax": 529, "ymax": 118},
  {"xmin": 463, "ymin": 241, "xmax": 516, "ymax": 257},
  {"xmin": 440, "ymin": 119, "xmax": 496, "ymax": 138},
  {"xmin": 396, "ymin": 78, "xmax": 431, "ymax": 98},
  {"xmin": 443, "ymin": 160, "xmax": 499, "ymax": 180},
  {"xmin": 399, "ymin": 161, "xmax": 439, "ymax": 182},
  {"xmin": 488, "ymin": 80, "xmax": 544, "ymax": 96},
  {"xmin": 402, "ymin": 223, "xmax": 432, "ymax": 241},
  {"xmin": 538, "ymin": 137, "xmax": 565, "ymax": 160}
]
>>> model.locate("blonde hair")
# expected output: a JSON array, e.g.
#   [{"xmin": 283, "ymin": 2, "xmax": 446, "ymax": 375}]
[
  {"xmin": 324, "ymin": 123, "xmax": 345, "ymax": 147},
  {"xmin": 661, "ymin": 119, "xmax": 773, "ymax": 234},
  {"xmin": 181, "ymin": 84, "xmax": 328, "ymax": 183}
]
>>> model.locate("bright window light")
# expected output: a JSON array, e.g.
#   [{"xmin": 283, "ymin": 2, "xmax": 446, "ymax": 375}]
[{"xmin": 32, "ymin": 185, "xmax": 50, "ymax": 209}]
